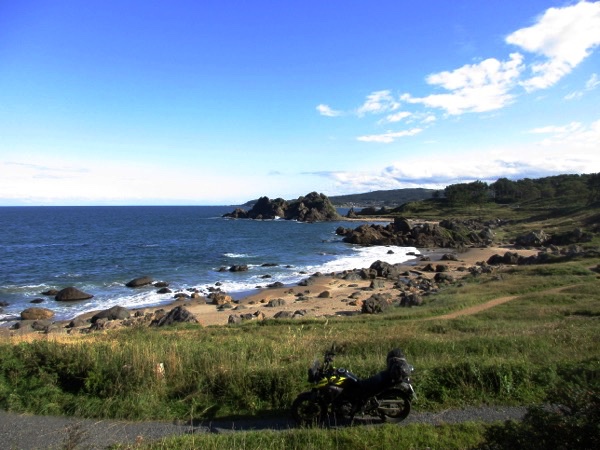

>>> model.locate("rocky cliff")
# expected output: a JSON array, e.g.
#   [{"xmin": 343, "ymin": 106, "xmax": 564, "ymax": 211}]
[{"xmin": 224, "ymin": 192, "xmax": 341, "ymax": 222}]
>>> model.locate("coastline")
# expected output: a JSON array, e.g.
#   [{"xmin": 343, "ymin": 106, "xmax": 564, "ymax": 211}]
[
  {"xmin": 0, "ymin": 244, "xmax": 540, "ymax": 340},
  {"xmin": 175, "ymin": 245, "xmax": 537, "ymax": 327}
]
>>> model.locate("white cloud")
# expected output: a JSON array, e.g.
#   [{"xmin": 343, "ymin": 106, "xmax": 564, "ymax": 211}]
[
  {"xmin": 566, "ymin": 73, "xmax": 600, "ymax": 99},
  {"xmin": 318, "ymin": 170, "xmax": 433, "ymax": 194},
  {"xmin": 356, "ymin": 90, "xmax": 401, "ymax": 116},
  {"xmin": 321, "ymin": 117, "xmax": 600, "ymax": 195},
  {"xmin": 586, "ymin": 73, "xmax": 600, "ymax": 90},
  {"xmin": 404, "ymin": 53, "xmax": 524, "ymax": 115},
  {"xmin": 529, "ymin": 122, "xmax": 583, "ymax": 135},
  {"xmin": 380, "ymin": 111, "xmax": 412, "ymax": 124},
  {"xmin": 316, "ymin": 104, "xmax": 342, "ymax": 117},
  {"xmin": 356, "ymin": 128, "xmax": 423, "ymax": 143},
  {"xmin": 317, "ymin": 91, "xmax": 405, "ymax": 120},
  {"xmin": 529, "ymin": 118, "xmax": 600, "ymax": 147},
  {"xmin": 564, "ymin": 91, "xmax": 582, "ymax": 100},
  {"xmin": 329, "ymin": 145, "xmax": 599, "ymax": 194},
  {"xmin": 506, "ymin": 1, "xmax": 600, "ymax": 91},
  {"xmin": 316, "ymin": 2, "xmax": 600, "ymax": 159}
]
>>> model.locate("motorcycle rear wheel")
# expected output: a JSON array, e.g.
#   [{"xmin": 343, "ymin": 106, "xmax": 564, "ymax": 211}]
[
  {"xmin": 291, "ymin": 392, "xmax": 323, "ymax": 426},
  {"xmin": 377, "ymin": 389, "xmax": 411, "ymax": 423}
]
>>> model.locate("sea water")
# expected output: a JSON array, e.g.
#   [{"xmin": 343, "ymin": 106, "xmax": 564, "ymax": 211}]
[{"xmin": 0, "ymin": 206, "xmax": 418, "ymax": 322}]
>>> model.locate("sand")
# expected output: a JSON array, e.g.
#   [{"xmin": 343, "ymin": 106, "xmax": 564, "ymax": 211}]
[
  {"xmin": 165, "ymin": 245, "xmax": 538, "ymax": 327},
  {"xmin": 0, "ymin": 245, "xmax": 539, "ymax": 339}
]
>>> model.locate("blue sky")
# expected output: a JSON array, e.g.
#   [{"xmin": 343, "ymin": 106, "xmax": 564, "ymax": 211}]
[{"xmin": 1, "ymin": 0, "xmax": 599, "ymax": 205}]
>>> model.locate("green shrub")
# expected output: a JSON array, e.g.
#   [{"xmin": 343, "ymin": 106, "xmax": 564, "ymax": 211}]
[{"xmin": 479, "ymin": 380, "xmax": 600, "ymax": 450}]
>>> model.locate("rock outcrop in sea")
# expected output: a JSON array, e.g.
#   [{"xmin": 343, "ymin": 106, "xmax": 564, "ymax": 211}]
[
  {"xmin": 54, "ymin": 287, "xmax": 94, "ymax": 301},
  {"xmin": 224, "ymin": 191, "xmax": 341, "ymax": 222}
]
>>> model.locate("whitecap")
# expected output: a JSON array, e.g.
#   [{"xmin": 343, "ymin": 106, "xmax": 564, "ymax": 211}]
[
  {"xmin": 308, "ymin": 245, "xmax": 420, "ymax": 274},
  {"xmin": 223, "ymin": 253, "xmax": 250, "ymax": 258}
]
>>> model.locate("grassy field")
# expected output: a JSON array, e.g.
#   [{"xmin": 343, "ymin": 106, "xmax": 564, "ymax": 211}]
[{"xmin": 1, "ymin": 195, "xmax": 599, "ymax": 449}]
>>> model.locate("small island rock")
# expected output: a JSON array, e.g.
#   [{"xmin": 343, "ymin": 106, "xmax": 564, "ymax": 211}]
[
  {"xmin": 55, "ymin": 287, "xmax": 94, "ymax": 301},
  {"xmin": 126, "ymin": 276, "xmax": 154, "ymax": 288}
]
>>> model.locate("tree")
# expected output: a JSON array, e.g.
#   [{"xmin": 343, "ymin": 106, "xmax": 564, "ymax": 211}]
[
  {"xmin": 491, "ymin": 178, "xmax": 517, "ymax": 203},
  {"xmin": 515, "ymin": 178, "xmax": 541, "ymax": 201},
  {"xmin": 444, "ymin": 181, "xmax": 489, "ymax": 207},
  {"xmin": 587, "ymin": 172, "xmax": 600, "ymax": 204}
]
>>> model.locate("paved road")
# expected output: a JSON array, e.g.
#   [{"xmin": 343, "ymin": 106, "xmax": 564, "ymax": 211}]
[{"xmin": 0, "ymin": 406, "xmax": 527, "ymax": 449}]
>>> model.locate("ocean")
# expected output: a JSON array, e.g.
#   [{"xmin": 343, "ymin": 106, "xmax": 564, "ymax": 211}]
[{"xmin": 0, "ymin": 206, "xmax": 419, "ymax": 323}]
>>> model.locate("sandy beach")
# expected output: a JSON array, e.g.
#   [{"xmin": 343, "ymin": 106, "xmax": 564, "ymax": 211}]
[
  {"xmin": 147, "ymin": 245, "xmax": 538, "ymax": 328},
  {"xmin": 1, "ymin": 245, "xmax": 540, "ymax": 338}
]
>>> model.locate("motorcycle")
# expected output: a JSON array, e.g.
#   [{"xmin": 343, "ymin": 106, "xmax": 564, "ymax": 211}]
[{"xmin": 291, "ymin": 345, "xmax": 415, "ymax": 425}]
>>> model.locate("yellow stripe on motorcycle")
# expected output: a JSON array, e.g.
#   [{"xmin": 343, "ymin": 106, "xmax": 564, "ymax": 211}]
[{"xmin": 330, "ymin": 376, "xmax": 347, "ymax": 386}]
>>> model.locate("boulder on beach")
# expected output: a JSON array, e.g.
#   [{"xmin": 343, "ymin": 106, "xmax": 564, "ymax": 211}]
[
  {"xmin": 370, "ymin": 260, "xmax": 404, "ymax": 279},
  {"xmin": 209, "ymin": 292, "xmax": 233, "ymax": 305},
  {"xmin": 68, "ymin": 316, "xmax": 89, "ymax": 328},
  {"xmin": 126, "ymin": 276, "xmax": 154, "ymax": 288},
  {"xmin": 150, "ymin": 306, "xmax": 199, "ymax": 327},
  {"xmin": 21, "ymin": 307, "xmax": 55, "ymax": 320},
  {"xmin": 55, "ymin": 287, "xmax": 94, "ymax": 301},
  {"xmin": 267, "ymin": 298, "xmax": 286, "ymax": 307},
  {"xmin": 434, "ymin": 272, "xmax": 455, "ymax": 283},
  {"xmin": 91, "ymin": 305, "xmax": 131, "ymax": 323},
  {"xmin": 361, "ymin": 294, "xmax": 391, "ymax": 314}
]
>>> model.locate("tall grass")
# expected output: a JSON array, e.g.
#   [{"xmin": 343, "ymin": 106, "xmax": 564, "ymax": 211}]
[
  {"xmin": 114, "ymin": 422, "xmax": 489, "ymax": 450},
  {"xmin": 0, "ymin": 258, "xmax": 598, "ymax": 422}
]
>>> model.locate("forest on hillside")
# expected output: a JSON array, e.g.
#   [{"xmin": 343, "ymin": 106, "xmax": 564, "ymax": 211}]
[
  {"xmin": 442, "ymin": 173, "xmax": 600, "ymax": 206},
  {"xmin": 331, "ymin": 173, "xmax": 600, "ymax": 210}
]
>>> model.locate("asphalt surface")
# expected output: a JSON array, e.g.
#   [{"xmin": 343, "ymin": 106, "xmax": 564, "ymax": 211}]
[{"xmin": 0, "ymin": 406, "xmax": 528, "ymax": 449}]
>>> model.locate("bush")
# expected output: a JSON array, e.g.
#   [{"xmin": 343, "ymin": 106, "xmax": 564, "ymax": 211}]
[{"xmin": 479, "ymin": 381, "xmax": 600, "ymax": 449}]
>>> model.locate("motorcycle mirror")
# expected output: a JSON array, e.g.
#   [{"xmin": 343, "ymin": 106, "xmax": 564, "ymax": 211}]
[{"xmin": 324, "ymin": 343, "xmax": 336, "ymax": 362}]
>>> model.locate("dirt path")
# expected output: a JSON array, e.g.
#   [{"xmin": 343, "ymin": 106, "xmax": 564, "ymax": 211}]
[{"xmin": 426, "ymin": 285, "xmax": 577, "ymax": 320}]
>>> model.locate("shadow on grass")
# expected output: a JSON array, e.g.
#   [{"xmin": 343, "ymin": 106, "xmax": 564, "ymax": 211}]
[{"xmin": 182, "ymin": 408, "xmax": 388, "ymax": 433}]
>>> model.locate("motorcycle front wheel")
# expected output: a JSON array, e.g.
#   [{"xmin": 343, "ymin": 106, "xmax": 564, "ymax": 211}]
[
  {"xmin": 291, "ymin": 392, "xmax": 323, "ymax": 426},
  {"xmin": 377, "ymin": 389, "xmax": 411, "ymax": 423}
]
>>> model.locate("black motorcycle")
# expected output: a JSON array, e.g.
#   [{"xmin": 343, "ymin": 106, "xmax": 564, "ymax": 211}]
[{"xmin": 291, "ymin": 345, "xmax": 415, "ymax": 425}]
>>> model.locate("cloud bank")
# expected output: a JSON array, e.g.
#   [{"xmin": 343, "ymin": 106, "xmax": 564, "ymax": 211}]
[{"xmin": 315, "ymin": 117, "xmax": 600, "ymax": 194}]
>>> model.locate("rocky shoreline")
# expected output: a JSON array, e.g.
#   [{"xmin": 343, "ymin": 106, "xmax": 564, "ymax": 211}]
[
  {"xmin": 2, "ymin": 215, "xmax": 597, "ymax": 340},
  {"xmin": 1, "ymin": 244, "xmax": 540, "ymax": 339}
]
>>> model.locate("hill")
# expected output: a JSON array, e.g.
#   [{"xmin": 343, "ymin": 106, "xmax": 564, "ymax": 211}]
[
  {"xmin": 237, "ymin": 188, "xmax": 436, "ymax": 209},
  {"xmin": 327, "ymin": 188, "xmax": 437, "ymax": 207}
]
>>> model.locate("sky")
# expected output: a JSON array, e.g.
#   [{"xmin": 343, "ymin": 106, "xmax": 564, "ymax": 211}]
[{"xmin": 0, "ymin": 0, "xmax": 599, "ymax": 206}]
